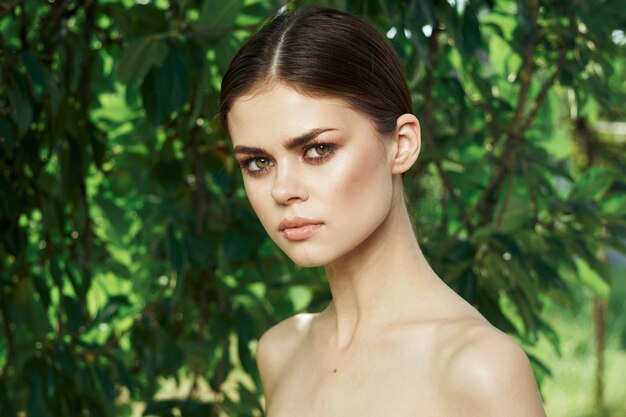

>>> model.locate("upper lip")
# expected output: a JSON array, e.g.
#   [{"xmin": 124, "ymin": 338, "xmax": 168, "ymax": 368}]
[{"xmin": 278, "ymin": 217, "xmax": 323, "ymax": 231}]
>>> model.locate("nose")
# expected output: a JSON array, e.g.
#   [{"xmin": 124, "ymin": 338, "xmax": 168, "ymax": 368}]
[{"xmin": 271, "ymin": 166, "xmax": 309, "ymax": 205}]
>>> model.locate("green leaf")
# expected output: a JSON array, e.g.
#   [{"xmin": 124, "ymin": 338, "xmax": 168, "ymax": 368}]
[
  {"xmin": 63, "ymin": 295, "xmax": 84, "ymax": 334},
  {"xmin": 160, "ymin": 48, "xmax": 190, "ymax": 112},
  {"xmin": 477, "ymin": 293, "xmax": 516, "ymax": 334},
  {"xmin": 22, "ymin": 51, "xmax": 47, "ymax": 100},
  {"xmin": 196, "ymin": 0, "xmax": 245, "ymax": 31},
  {"xmin": 456, "ymin": 267, "xmax": 478, "ymax": 304},
  {"xmin": 600, "ymin": 193, "xmax": 626, "ymax": 216},
  {"xmin": 95, "ymin": 196, "xmax": 128, "ymax": 244},
  {"xmin": 32, "ymin": 272, "xmax": 51, "ymax": 309},
  {"xmin": 223, "ymin": 228, "xmax": 261, "ymax": 261},
  {"xmin": 24, "ymin": 358, "xmax": 54, "ymax": 417},
  {"xmin": 489, "ymin": 232, "xmax": 524, "ymax": 260},
  {"xmin": 568, "ymin": 167, "xmax": 615, "ymax": 201},
  {"xmin": 88, "ymin": 295, "xmax": 131, "ymax": 330},
  {"xmin": 105, "ymin": 4, "xmax": 168, "ymax": 38},
  {"xmin": 209, "ymin": 341, "xmax": 232, "ymax": 390},
  {"xmin": 575, "ymin": 258, "xmax": 610, "ymax": 298},
  {"xmin": 7, "ymin": 83, "xmax": 32, "ymax": 137},
  {"xmin": 288, "ymin": 285, "xmax": 313, "ymax": 312},
  {"xmin": 497, "ymin": 194, "xmax": 533, "ymax": 232},
  {"xmin": 459, "ymin": 5, "xmax": 482, "ymax": 55},
  {"xmin": 213, "ymin": 34, "xmax": 244, "ymax": 74},
  {"xmin": 538, "ymin": 318, "xmax": 561, "ymax": 356},
  {"xmin": 179, "ymin": 340, "xmax": 210, "ymax": 374},
  {"xmin": 510, "ymin": 289, "xmax": 538, "ymax": 340},
  {"xmin": 183, "ymin": 233, "xmax": 212, "ymax": 268},
  {"xmin": 118, "ymin": 35, "xmax": 169, "ymax": 84},
  {"xmin": 140, "ymin": 47, "xmax": 190, "ymax": 125},
  {"xmin": 528, "ymin": 353, "xmax": 552, "ymax": 387},
  {"xmin": 49, "ymin": 259, "xmax": 63, "ymax": 285},
  {"xmin": 91, "ymin": 131, "xmax": 106, "ymax": 170}
]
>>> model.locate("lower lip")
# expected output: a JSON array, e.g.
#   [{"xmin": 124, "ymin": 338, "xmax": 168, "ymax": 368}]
[{"xmin": 280, "ymin": 224, "xmax": 324, "ymax": 241}]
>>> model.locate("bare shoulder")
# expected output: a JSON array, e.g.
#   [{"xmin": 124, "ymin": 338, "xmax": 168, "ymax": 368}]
[
  {"xmin": 256, "ymin": 313, "xmax": 315, "ymax": 400},
  {"xmin": 439, "ymin": 321, "xmax": 546, "ymax": 417}
]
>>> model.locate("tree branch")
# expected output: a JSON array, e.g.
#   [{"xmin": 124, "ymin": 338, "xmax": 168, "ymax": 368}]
[
  {"xmin": 509, "ymin": 0, "xmax": 540, "ymax": 133},
  {"xmin": 433, "ymin": 212, "xmax": 473, "ymax": 264},
  {"xmin": 474, "ymin": 0, "xmax": 540, "ymax": 228},
  {"xmin": 520, "ymin": 48, "xmax": 567, "ymax": 132},
  {"xmin": 435, "ymin": 162, "xmax": 465, "ymax": 230},
  {"xmin": 493, "ymin": 175, "xmax": 515, "ymax": 229},
  {"xmin": 520, "ymin": 158, "xmax": 540, "ymax": 223}
]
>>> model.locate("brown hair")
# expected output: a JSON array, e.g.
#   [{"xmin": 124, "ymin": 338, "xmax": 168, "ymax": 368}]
[{"xmin": 218, "ymin": 6, "xmax": 412, "ymax": 137}]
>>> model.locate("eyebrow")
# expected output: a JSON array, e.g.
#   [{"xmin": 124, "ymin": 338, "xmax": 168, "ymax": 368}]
[{"xmin": 232, "ymin": 128, "xmax": 338, "ymax": 155}]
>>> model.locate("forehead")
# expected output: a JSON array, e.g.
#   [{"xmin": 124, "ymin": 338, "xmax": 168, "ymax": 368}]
[{"xmin": 227, "ymin": 83, "xmax": 366, "ymax": 145}]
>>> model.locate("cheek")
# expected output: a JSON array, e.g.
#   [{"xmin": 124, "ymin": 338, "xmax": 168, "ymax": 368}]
[{"xmin": 324, "ymin": 145, "xmax": 392, "ymax": 217}]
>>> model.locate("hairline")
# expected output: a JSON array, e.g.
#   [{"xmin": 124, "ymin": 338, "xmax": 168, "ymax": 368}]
[{"xmin": 226, "ymin": 78, "xmax": 397, "ymax": 141}]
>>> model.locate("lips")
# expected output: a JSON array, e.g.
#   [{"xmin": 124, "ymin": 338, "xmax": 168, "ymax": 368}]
[{"xmin": 278, "ymin": 217, "xmax": 324, "ymax": 241}]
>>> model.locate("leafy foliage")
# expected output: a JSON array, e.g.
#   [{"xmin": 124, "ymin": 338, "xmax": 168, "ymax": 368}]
[{"xmin": 0, "ymin": 0, "xmax": 625, "ymax": 416}]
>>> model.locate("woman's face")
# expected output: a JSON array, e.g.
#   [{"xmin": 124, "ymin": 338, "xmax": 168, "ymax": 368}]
[{"xmin": 228, "ymin": 82, "xmax": 397, "ymax": 267}]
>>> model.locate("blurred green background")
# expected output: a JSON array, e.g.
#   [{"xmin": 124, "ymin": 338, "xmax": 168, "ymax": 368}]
[{"xmin": 1, "ymin": 0, "xmax": 625, "ymax": 416}]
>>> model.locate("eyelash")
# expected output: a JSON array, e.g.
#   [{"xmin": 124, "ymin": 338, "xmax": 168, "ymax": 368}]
[{"xmin": 238, "ymin": 142, "xmax": 337, "ymax": 177}]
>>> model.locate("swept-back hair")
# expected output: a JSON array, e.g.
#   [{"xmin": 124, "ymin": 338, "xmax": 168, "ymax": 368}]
[{"xmin": 218, "ymin": 6, "xmax": 412, "ymax": 137}]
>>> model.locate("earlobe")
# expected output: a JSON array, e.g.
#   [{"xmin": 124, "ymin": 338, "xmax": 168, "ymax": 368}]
[{"xmin": 391, "ymin": 114, "xmax": 421, "ymax": 175}]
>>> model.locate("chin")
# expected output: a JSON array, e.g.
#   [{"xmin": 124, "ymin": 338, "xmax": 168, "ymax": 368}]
[
  {"xmin": 291, "ymin": 258, "xmax": 325, "ymax": 268},
  {"xmin": 284, "ymin": 251, "xmax": 331, "ymax": 268},
  {"xmin": 277, "ymin": 243, "xmax": 337, "ymax": 268}
]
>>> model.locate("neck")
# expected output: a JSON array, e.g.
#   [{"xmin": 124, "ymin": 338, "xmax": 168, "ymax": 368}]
[{"xmin": 322, "ymin": 192, "xmax": 439, "ymax": 350}]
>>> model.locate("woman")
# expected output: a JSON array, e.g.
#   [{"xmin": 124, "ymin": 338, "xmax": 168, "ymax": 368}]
[{"xmin": 219, "ymin": 6, "xmax": 546, "ymax": 417}]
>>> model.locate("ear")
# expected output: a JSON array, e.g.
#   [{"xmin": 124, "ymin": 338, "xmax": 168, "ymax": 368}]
[{"xmin": 390, "ymin": 114, "xmax": 421, "ymax": 175}]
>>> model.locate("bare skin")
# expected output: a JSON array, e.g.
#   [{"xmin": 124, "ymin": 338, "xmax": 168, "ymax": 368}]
[{"xmin": 228, "ymin": 82, "xmax": 546, "ymax": 417}]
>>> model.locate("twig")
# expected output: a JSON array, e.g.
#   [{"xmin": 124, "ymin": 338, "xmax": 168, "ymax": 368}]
[
  {"xmin": 433, "ymin": 213, "xmax": 473, "ymax": 264},
  {"xmin": 520, "ymin": 158, "xmax": 540, "ymax": 223},
  {"xmin": 435, "ymin": 161, "xmax": 465, "ymax": 229},
  {"xmin": 476, "ymin": 132, "xmax": 522, "ymax": 226},
  {"xmin": 493, "ymin": 173, "xmax": 515, "ymax": 229},
  {"xmin": 520, "ymin": 48, "xmax": 566, "ymax": 132}
]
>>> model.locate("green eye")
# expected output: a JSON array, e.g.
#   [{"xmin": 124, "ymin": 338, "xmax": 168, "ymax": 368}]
[
  {"xmin": 305, "ymin": 144, "xmax": 330, "ymax": 158},
  {"xmin": 254, "ymin": 158, "xmax": 270, "ymax": 169}
]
